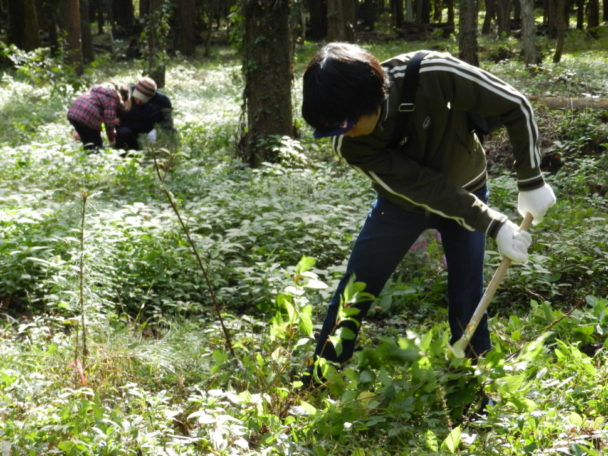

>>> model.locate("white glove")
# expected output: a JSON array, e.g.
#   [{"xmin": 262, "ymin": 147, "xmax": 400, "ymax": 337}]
[
  {"xmin": 517, "ymin": 183, "xmax": 556, "ymax": 225},
  {"xmin": 147, "ymin": 129, "xmax": 157, "ymax": 143},
  {"xmin": 496, "ymin": 220, "xmax": 532, "ymax": 263}
]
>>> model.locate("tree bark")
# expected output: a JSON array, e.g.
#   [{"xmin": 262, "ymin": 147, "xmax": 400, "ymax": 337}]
[
  {"xmin": 241, "ymin": 0, "xmax": 293, "ymax": 167},
  {"xmin": 576, "ymin": 0, "xmax": 584, "ymax": 29},
  {"xmin": 64, "ymin": 0, "xmax": 83, "ymax": 74},
  {"xmin": 392, "ymin": 0, "xmax": 404, "ymax": 28},
  {"xmin": 552, "ymin": 0, "xmax": 567, "ymax": 63},
  {"xmin": 481, "ymin": 0, "xmax": 495, "ymax": 34},
  {"xmin": 495, "ymin": 0, "xmax": 512, "ymax": 37},
  {"xmin": 405, "ymin": 0, "xmax": 414, "ymax": 21},
  {"xmin": 307, "ymin": 0, "xmax": 327, "ymax": 40},
  {"xmin": 113, "ymin": 0, "xmax": 135, "ymax": 34},
  {"xmin": 520, "ymin": 0, "xmax": 538, "ymax": 65},
  {"xmin": 415, "ymin": 0, "xmax": 431, "ymax": 24},
  {"xmin": 146, "ymin": 0, "xmax": 166, "ymax": 87},
  {"xmin": 175, "ymin": 0, "xmax": 196, "ymax": 56},
  {"xmin": 446, "ymin": 0, "xmax": 454, "ymax": 26},
  {"xmin": 328, "ymin": 0, "xmax": 354, "ymax": 39},
  {"xmin": 458, "ymin": 0, "xmax": 478, "ymax": 66},
  {"xmin": 81, "ymin": 0, "xmax": 94, "ymax": 62},
  {"xmin": 7, "ymin": 0, "xmax": 41, "ymax": 50},
  {"xmin": 432, "ymin": 0, "xmax": 443, "ymax": 21},
  {"xmin": 587, "ymin": 0, "xmax": 600, "ymax": 28}
]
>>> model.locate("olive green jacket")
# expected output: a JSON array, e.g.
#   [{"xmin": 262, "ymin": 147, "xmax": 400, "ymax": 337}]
[{"xmin": 332, "ymin": 50, "xmax": 545, "ymax": 238}]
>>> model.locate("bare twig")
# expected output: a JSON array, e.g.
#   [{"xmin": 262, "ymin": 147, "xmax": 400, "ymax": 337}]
[{"xmin": 152, "ymin": 154, "xmax": 236, "ymax": 359}]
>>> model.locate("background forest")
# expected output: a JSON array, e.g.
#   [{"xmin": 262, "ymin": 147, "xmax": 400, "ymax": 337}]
[{"xmin": 1, "ymin": 0, "xmax": 608, "ymax": 455}]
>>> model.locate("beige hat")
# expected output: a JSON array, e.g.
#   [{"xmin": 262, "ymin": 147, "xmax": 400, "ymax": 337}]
[{"xmin": 132, "ymin": 77, "xmax": 157, "ymax": 103}]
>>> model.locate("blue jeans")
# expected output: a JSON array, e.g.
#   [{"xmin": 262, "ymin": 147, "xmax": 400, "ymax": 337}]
[{"xmin": 314, "ymin": 186, "xmax": 490, "ymax": 363}]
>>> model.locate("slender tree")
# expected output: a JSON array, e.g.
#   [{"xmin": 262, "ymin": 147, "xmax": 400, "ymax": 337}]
[
  {"xmin": 495, "ymin": 0, "xmax": 512, "ymax": 37},
  {"xmin": 392, "ymin": 0, "xmax": 404, "ymax": 28},
  {"xmin": 64, "ymin": 0, "xmax": 84, "ymax": 74},
  {"xmin": 80, "ymin": 0, "xmax": 95, "ymax": 62},
  {"xmin": 552, "ymin": 0, "xmax": 567, "ymax": 63},
  {"xmin": 307, "ymin": 0, "xmax": 327, "ymax": 40},
  {"xmin": 481, "ymin": 0, "xmax": 496, "ymax": 34},
  {"xmin": 587, "ymin": 0, "xmax": 600, "ymax": 28},
  {"xmin": 7, "ymin": 0, "xmax": 41, "ymax": 50},
  {"xmin": 446, "ymin": 0, "xmax": 454, "ymax": 26},
  {"xmin": 405, "ymin": 0, "xmax": 414, "ymax": 21},
  {"xmin": 458, "ymin": 0, "xmax": 478, "ymax": 66},
  {"xmin": 175, "ymin": 0, "xmax": 196, "ymax": 56},
  {"xmin": 575, "ymin": 0, "xmax": 585, "ymax": 29},
  {"xmin": 240, "ymin": 0, "xmax": 293, "ymax": 167},
  {"xmin": 144, "ymin": 0, "xmax": 170, "ymax": 87},
  {"xmin": 114, "ymin": 0, "xmax": 135, "ymax": 34},
  {"xmin": 520, "ymin": 0, "xmax": 539, "ymax": 66},
  {"xmin": 327, "ymin": 0, "xmax": 355, "ymax": 39},
  {"xmin": 415, "ymin": 0, "xmax": 431, "ymax": 24}
]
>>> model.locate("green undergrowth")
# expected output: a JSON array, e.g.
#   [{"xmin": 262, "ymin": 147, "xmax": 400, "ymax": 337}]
[{"xmin": 1, "ymin": 37, "xmax": 608, "ymax": 454}]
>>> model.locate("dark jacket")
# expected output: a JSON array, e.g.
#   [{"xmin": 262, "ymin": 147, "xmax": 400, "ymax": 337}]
[
  {"xmin": 333, "ymin": 50, "xmax": 545, "ymax": 238},
  {"xmin": 119, "ymin": 90, "xmax": 175, "ymax": 134}
]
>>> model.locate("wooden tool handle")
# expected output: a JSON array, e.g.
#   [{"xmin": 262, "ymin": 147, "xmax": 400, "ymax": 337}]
[{"xmin": 452, "ymin": 212, "xmax": 533, "ymax": 355}]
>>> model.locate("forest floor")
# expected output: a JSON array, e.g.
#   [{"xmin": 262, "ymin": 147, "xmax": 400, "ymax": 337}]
[{"xmin": 1, "ymin": 31, "xmax": 608, "ymax": 455}]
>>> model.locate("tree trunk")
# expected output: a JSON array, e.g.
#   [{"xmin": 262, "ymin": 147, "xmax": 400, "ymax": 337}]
[
  {"xmin": 7, "ymin": 0, "xmax": 41, "ymax": 50},
  {"xmin": 392, "ymin": 0, "xmax": 404, "ymax": 27},
  {"xmin": 404, "ymin": 0, "xmax": 414, "ymax": 20},
  {"xmin": 432, "ymin": 0, "xmax": 442, "ymax": 21},
  {"xmin": 327, "ymin": 0, "xmax": 350, "ymax": 38},
  {"xmin": 175, "ymin": 0, "xmax": 196, "ymax": 56},
  {"xmin": 94, "ymin": 0, "xmax": 105, "ymax": 33},
  {"xmin": 80, "ymin": 0, "xmax": 94, "ymax": 62},
  {"xmin": 307, "ymin": 0, "xmax": 327, "ymax": 40},
  {"xmin": 64, "ymin": 0, "xmax": 83, "ymax": 74},
  {"xmin": 458, "ymin": 0, "xmax": 478, "ymax": 66},
  {"xmin": 552, "ymin": 0, "xmax": 567, "ymax": 63},
  {"xmin": 604, "ymin": 0, "xmax": 608, "ymax": 21},
  {"xmin": 446, "ymin": 0, "xmax": 454, "ymax": 26},
  {"xmin": 113, "ymin": 0, "xmax": 135, "ymax": 34},
  {"xmin": 481, "ymin": 0, "xmax": 495, "ymax": 34},
  {"xmin": 358, "ymin": 0, "xmax": 378, "ymax": 30},
  {"xmin": 415, "ymin": 0, "xmax": 431, "ymax": 24},
  {"xmin": 146, "ymin": 0, "xmax": 167, "ymax": 87},
  {"xmin": 520, "ymin": 0, "xmax": 538, "ymax": 66},
  {"xmin": 587, "ymin": 0, "xmax": 600, "ymax": 28},
  {"xmin": 495, "ymin": 0, "xmax": 512, "ymax": 36},
  {"xmin": 241, "ymin": 0, "xmax": 293, "ymax": 167},
  {"xmin": 576, "ymin": 0, "xmax": 584, "ymax": 29}
]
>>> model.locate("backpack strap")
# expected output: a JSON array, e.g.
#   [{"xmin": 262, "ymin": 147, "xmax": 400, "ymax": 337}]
[{"xmin": 389, "ymin": 50, "xmax": 429, "ymax": 149}]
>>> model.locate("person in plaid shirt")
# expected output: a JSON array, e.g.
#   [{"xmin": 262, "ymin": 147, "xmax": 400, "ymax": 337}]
[{"xmin": 67, "ymin": 82, "xmax": 128, "ymax": 151}]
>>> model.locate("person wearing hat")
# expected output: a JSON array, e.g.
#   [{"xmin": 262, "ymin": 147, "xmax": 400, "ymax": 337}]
[
  {"xmin": 300, "ymin": 43, "xmax": 556, "ymax": 385},
  {"xmin": 115, "ymin": 76, "xmax": 176, "ymax": 151},
  {"xmin": 67, "ymin": 82, "xmax": 128, "ymax": 150}
]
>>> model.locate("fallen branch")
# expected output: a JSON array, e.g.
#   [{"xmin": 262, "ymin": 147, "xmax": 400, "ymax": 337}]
[{"xmin": 529, "ymin": 96, "xmax": 608, "ymax": 110}]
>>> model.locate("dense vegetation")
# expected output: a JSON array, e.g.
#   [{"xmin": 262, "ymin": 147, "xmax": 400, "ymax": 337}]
[{"xmin": 1, "ymin": 30, "xmax": 608, "ymax": 455}]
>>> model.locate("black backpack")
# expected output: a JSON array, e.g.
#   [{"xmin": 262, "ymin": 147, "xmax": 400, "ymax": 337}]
[{"xmin": 390, "ymin": 51, "xmax": 502, "ymax": 148}]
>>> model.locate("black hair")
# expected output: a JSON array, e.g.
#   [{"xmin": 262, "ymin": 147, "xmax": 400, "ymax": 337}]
[{"xmin": 302, "ymin": 42, "xmax": 388, "ymax": 130}]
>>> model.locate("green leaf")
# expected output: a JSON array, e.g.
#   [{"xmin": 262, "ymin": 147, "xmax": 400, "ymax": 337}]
[
  {"xmin": 425, "ymin": 429, "xmax": 439, "ymax": 452},
  {"xmin": 336, "ymin": 326, "xmax": 356, "ymax": 341},
  {"xmin": 440, "ymin": 426, "xmax": 461, "ymax": 453},
  {"xmin": 298, "ymin": 306, "xmax": 313, "ymax": 337},
  {"xmin": 295, "ymin": 256, "xmax": 316, "ymax": 275}
]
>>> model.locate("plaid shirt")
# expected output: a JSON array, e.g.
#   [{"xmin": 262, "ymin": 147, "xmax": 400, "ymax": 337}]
[{"xmin": 67, "ymin": 84, "xmax": 121, "ymax": 142}]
